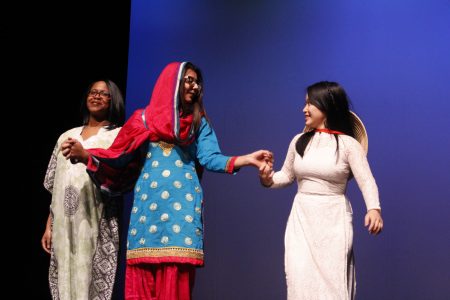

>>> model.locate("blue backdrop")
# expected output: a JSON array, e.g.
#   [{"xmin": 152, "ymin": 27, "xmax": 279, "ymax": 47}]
[{"xmin": 125, "ymin": 1, "xmax": 450, "ymax": 299}]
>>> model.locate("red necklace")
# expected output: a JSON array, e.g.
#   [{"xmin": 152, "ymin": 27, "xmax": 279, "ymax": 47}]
[{"xmin": 315, "ymin": 128, "xmax": 344, "ymax": 135}]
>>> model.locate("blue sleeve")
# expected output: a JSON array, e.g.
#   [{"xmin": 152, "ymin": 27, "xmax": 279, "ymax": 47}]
[{"xmin": 195, "ymin": 118, "xmax": 234, "ymax": 173}]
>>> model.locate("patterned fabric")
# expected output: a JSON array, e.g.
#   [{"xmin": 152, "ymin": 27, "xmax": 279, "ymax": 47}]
[
  {"xmin": 271, "ymin": 132, "xmax": 380, "ymax": 300},
  {"xmin": 44, "ymin": 126, "xmax": 121, "ymax": 300},
  {"xmin": 126, "ymin": 118, "xmax": 233, "ymax": 266}
]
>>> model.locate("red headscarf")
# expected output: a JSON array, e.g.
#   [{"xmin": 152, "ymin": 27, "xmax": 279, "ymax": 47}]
[{"xmin": 86, "ymin": 62, "xmax": 197, "ymax": 194}]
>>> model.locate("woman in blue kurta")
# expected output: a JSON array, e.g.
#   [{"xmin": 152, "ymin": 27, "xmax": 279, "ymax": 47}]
[{"xmin": 62, "ymin": 62, "xmax": 273, "ymax": 299}]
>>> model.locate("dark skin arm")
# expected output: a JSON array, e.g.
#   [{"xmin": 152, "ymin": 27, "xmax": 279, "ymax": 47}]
[{"xmin": 41, "ymin": 214, "xmax": 52, "ymax": 254}]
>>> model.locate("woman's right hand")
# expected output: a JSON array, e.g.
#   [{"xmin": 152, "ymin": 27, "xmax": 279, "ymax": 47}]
[
  {"xmin": 41, "ymin": 228, "xmax": 52, "ymax": 254},
  {"xmin": 41, "ymin": 215, "xmax": 52, "ymax": 254},
  {"xmin": 259, "ymin": 162, "xmax": 274, "ymax": 187}
]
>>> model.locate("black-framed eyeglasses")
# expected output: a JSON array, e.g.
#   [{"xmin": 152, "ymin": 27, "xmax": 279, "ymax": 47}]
[
  {"xmin": 88, "ymin": 89, "xmax": 111, "ymax": 98},
  {"xmin": 184, "ymin": 76, "xmax": 201, "ymax": 89}
]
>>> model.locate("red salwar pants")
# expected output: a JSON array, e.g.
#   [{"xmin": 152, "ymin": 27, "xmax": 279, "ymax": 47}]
[{"xmin": 125, "ymin": 263, "xmax": 196, "ymax": 300}]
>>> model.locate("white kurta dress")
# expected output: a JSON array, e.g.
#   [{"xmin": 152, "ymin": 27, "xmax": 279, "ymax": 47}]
[{"xmin": 271, "ymin": 132, "xmax": 380, "ymax": 300}]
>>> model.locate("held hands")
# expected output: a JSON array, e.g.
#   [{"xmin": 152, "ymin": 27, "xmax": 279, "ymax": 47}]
[
  {"xmin": 365, "ymin": 209, "xmax": 383, "ymax": 235},
  {"xmin": 234, "ymin": 150, "xmax": 274, "ymax": 169},
  {"xmin": 259, "ymin": 161, "xmax": 274, "ymax": 187},
  {"xmin": 61, "ymin": 137, "xmax": 90, "ymax": 165}
]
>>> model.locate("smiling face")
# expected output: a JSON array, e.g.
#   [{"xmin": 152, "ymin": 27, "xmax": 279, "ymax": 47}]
[
  {"xmin": 303, "ymin": 94, "xmax": 326, "ymax": 129},
  {"xmin": 182, "ymin": 68, "xmax": 201, "ymax": 104},
  {"xmin": 86, "ymin": 81, "xmax": 111, "ymax": 121}
]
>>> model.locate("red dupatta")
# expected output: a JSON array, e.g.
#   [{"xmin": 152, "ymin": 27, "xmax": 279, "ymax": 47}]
[{"xmin": 86, "ymin": 62, "xmax": 196, "ymax": 194}]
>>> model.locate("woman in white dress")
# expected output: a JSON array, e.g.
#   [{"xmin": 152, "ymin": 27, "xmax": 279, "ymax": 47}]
[
  {"xmin": 259, "ymin": 81, "xmax": 383, "ymax": 300},
  {"xmin": 41, "ymin": 79, "xmax": 125, "ymax": 300}
]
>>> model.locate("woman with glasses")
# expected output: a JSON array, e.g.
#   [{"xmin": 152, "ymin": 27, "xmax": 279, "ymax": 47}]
[
  {"xmin": 42, "ymin": 79, "xmax": 125, "ymax": 300},
  {"xmin": 62, "ymin": 62, "xmax": 273, "ymax": 300},
  {"xmin": 259, "ymin": 81, "xmax": 383, "ymax": 300}
]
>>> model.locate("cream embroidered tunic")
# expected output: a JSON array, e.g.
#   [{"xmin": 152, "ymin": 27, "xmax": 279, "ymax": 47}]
[{"xmin": 44, "ymin": 126, "xmax": 121, "ymax": 300}]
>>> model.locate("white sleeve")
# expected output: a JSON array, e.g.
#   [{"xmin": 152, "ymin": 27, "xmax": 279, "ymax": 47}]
[
  {"xmin": 345, "ymin": 137, "xmax": 381, "ymax": 211},
  {"xmin": 271, "ymin": 135, "xmax": 299, "ymax": 188}
]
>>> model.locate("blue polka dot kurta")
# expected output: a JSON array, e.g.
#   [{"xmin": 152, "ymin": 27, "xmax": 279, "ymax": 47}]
[{"xmin": 126, "ymin": 118, "xmax": 234, "ymax": 265}]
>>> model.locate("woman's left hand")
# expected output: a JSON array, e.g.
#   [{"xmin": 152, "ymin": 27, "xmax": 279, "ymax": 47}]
[
  {"xmin": 259, "ymin": 162, "xmax": 274, "ymax": 187},
  {"xmin": 68, "ymin": 139, "xmax": 90, "ymax": 164},
  {"xmin": 61, "ymin": 137, "xmax": 90, "ymax": 164},
  {"xmin": 364, "ymin": 209, "xmax": 383, "ymax": 235}
]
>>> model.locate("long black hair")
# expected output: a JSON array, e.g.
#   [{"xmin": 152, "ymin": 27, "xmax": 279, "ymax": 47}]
[
  {"xmin": 178, "ymin": 62, "xmax": 209, "ymax": 133},
  {"xmin": 81, "ymin": 79, "xmax": 125, "ymax": 130},
  {"xmin": 296, "ymin": 81, "xmax": 355, "ymax": 157}
]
